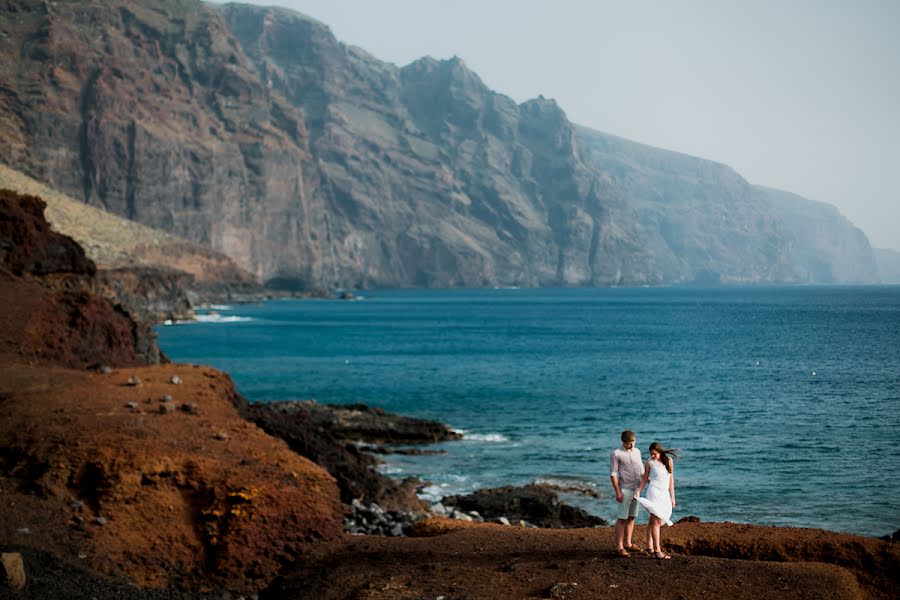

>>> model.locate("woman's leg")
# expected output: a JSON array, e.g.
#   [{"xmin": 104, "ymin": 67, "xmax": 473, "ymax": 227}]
[
  {"xmin": 646, "ymin": 515, "xmax": 654, "ymax": 551},
  {"xmin": 650, "ymin": 515, "xmax": 661, "ymax": 552}
]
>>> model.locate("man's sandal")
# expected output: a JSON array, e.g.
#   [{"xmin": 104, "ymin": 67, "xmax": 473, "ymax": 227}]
[{"xmin": 625, "ymin": 545, "xmax": 643, "ymax": 553}]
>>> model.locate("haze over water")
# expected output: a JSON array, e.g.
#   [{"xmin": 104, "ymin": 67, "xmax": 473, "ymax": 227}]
[{"xmin": 157, "ymin": 287, "xmax": 900, "ymax": 536}]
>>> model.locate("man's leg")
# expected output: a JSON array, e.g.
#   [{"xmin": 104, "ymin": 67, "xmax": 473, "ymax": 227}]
[
  {"xmin": 615, "ymin": 518, "xmax": 626, "ymax": 550},
  {"xmin": 624, "ymin": 516, "xmax": 637, "ymax": 548}
]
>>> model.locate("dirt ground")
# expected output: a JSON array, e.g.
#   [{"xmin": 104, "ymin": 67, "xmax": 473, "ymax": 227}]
[{"xmin": 265, "ymin": 520, "xmax": 899, "ymax": 600}]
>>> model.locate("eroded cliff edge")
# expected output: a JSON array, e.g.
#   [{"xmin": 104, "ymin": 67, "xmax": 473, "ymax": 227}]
[{"xmin": 0, "ymin": 0, "xmax": 881, "ymax": 289}]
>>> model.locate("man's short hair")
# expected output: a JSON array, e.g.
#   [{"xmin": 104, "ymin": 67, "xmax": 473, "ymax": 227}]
[{"xmin": 621, "ymin": 430, "xmax": 635, "ymax": 442}]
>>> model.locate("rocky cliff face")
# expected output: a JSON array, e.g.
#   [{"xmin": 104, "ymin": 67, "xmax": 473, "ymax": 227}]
[
  {"xmin": 0, "ymin": 188, "xmax": 162, "ymax": 367},
  {"xmin": 755, "ymin": 186, "xmax": 880, "ymax": 283},
  {"xmin": 0, "ymin": 0, "xmax": 880, "ymax": 287},
  {"xmin": 875, "ymin": 248, "xmax": 900, "ymax": 284},
  {"xmin": 0, "ymin": 0, "xmax": 319, "ymax": 285}
]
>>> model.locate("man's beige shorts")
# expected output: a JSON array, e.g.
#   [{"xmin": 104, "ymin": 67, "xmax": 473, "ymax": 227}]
[{"xmin": 617, "ymin": 488, "xmax": 640, "ymax": 520}]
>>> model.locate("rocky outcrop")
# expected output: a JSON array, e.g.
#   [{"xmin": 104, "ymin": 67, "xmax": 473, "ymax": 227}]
[
  {"xmin": 0, "ymin": 363, "xmax": 344, "ymax": 594},
  {"xmin": 303, "ymin": 402, "xmax": 462, "ymax": 445},
  {"xmin": 97, "ymin": 266, "xmax": 194, "ymax": 322},
  {"xmin": 239, "ymin": 400, "xmax": 458, "ymax": 515},
  {"xmin": 442, "ymin": 485, "xmax": 607, "ymax": 529},
  {"xmin": 0, "ymin": 188, "xmax": 161, "ymax": 367},
  {"xmin": 0, "ymin": 0, "xmax": 879, "ymax": 289},
  {"xmin": 756, "ymin": 185, "xmax": 880, "ymax": 283}
]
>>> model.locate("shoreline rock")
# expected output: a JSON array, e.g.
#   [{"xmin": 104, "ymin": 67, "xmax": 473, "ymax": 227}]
[{"xmin": 442, "ymin": 484, "xmax": 608, "ymax": 529}]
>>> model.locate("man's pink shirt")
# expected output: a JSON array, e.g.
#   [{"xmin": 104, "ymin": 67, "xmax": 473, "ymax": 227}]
[{"xmin": 610, "ymin": 445, "xmax": 643, "ymax": 491}]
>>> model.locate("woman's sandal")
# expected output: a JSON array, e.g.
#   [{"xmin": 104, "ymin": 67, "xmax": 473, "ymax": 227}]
[
  {"xmin": 625, "ymin": 545, "xmax": 643, "ymax": 553},
  {"xmin": 616, "ymin": 549, "xmax": 631, "ymax": 557},
  {"xmin": 654, "ymin": 551, "xmax": 672, "ymax": 560}
]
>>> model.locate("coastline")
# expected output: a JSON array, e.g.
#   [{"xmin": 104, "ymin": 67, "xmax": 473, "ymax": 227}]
[{"xmin": 1, "ymin": 189, "xmax": 898, "ymax": 598}]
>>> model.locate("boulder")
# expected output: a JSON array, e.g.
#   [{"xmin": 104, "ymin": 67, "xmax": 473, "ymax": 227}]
[
  {"xmin": 443, "ymin": 485, "xmax": 607, "ymax": 529},
  {"xmin": 1, "ymin": 552, "xmax": 26, "ymax": 591}
]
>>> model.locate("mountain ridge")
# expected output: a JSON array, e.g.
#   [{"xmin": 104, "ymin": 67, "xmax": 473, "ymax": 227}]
[{"xmin": 0, "ymin": 0, "xmax": 880, "ymax": 288}]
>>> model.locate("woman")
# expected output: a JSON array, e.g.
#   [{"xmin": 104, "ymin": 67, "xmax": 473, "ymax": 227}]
[{"xmin": 635, "ymin": 441, "xmax": 678, "ymax": 560}]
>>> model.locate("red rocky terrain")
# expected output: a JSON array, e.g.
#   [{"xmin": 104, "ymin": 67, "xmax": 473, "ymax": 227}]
[{"xmin": 1, "ymin": 187, "xmax": 898, "ymax": 599}]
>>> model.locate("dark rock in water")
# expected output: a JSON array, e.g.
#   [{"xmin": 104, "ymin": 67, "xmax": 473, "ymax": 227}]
[
  {"xmin": 367, "ymin": 445, "xmax": 447, "ymax": 456},
  {"xmin": 309, "ymin": 402, "xmax": 461, "ymax": 445},
  {"xmin": 677, "ymin": 515, "xmax": 701, "ymax": 524},
  {"xmin": 443, "ymin": 485, "xmax": 607, "ymax": 529},
  {"xmin": 237, "ymin": 400, "xmax": 431, "ymax": 514}
]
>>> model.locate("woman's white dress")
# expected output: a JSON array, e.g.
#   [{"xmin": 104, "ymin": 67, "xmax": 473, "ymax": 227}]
[{"xmin": 636, "ymin": 459, "xmax": 673, "ymax": 526}]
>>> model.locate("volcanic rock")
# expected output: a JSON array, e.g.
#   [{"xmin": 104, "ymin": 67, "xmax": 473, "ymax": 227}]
[
  {"xmin": 442, "ymin": 485, "xmax": 607, "ymax": 529},
  {"xmin": 0, "ymin": 189, "xmax": 161, "ymax": 367},
  {"xmin": 239, "ymin": 400, "xmax": 445, "ymax": 514},
  {"xmin": 0, "ymin": 363, "xmax": 343, "ymax": 593}
]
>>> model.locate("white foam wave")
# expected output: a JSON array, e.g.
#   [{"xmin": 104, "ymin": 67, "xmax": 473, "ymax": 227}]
[
  {"xmin": 456, "ymin": 430, "xmax": 509, "ymax": 443},
  {"xmin": 192, "ymin": 314, "xmax": 254, "ymax": 323},
  {"xmin": 201, "ymin": 304, "xmax": 233, "ymax": 311}
]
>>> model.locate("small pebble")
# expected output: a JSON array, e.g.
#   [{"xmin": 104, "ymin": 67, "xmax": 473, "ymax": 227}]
[
  {"xmin": 162, "ymin": 394, "xmax": 173, "ymax": 403},
  {"xmin": 95, "ymin": 517, "xmax": 108, "ymax": 526},
  {"xmin": 159, "ymin": 403, "xmax": 176, "ymax": 414},
  {"xmin": 181, "ymin": 403, "xmax": 199, "ymax": 414},
  {"xmin": 15, "ymin": 527, "xmax": 30, "ymax": 535},
  {"xmin": 99, "ymin": 365, "xmax": 112, "ymax": 374},
  {"xmin": 213, "ymin": 431, "xmax": 229, "ymax": 441},
  {"xmin": 127, "ymin": 375, "xmax": 141, "ymax": 387},
  {"xmin": 126, "ymin": 401, "xmax": 139, "ymax": 410},
  {"xmin": 169, "ymin": 375, "xmax": 182, "ymax": 385}
]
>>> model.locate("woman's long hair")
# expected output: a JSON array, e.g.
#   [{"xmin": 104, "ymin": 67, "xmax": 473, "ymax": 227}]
[{"xmin": 649, "ymin": 441, "xmax": 679, "ymax": 473}]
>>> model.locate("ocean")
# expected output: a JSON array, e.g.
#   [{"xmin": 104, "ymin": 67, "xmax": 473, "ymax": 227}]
[{"xmin": 156, "ymin": 286, "xmax": 900, "ymax": 537}]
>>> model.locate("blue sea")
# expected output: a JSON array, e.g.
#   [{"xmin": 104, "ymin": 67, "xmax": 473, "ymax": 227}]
[{"xmin": 156, "ymin": 287, "xmax": 900, "ymax": 537}]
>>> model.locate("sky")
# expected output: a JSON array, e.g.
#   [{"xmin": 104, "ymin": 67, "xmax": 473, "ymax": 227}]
[{"xmin": 231, "ymin": 0, "xmax": 900, "ymax": 251}]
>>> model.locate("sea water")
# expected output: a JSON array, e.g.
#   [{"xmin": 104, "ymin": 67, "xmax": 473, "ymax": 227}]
[{"xmin": 156, "ymin": 286, "xmax": 900, "ymax": 537}]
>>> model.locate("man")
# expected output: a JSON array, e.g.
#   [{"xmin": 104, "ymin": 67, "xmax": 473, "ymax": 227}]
[{"xmin": 609, "ymin": 429, "xmax": 643, "ymax": 556}]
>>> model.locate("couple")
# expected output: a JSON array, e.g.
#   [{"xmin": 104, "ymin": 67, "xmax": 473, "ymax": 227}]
[{"xmin": 609, "ymin": 429, "xmax": 678, "ymax": 559}]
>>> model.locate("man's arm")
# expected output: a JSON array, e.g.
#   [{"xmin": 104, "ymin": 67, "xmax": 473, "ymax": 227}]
[
  {"xmin": 609, "ymin": 451, "xmax": 623, "ymax": 502},
  {"xmin": 610, "ymin": 475, "xmax": 623, "ymax": 502}
]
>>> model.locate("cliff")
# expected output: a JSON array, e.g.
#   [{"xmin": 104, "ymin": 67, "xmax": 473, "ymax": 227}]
[
  {"xmin": 0, "ymin": 0, "xmax": 881, "ymax": 288},
  {"xmin": 0, "ymin": 164, "xmax": 264, "ymax": 321},
  {"xmin": 875, "ymin": 248, "xmax": 900, "ymax": 284},
  {"xmin": 575, "ymin": 128, "xmax": 799, "ymax": 284},
  {"xmin": 756, "ymin": 185, "xmax": 880, "ymax": 284}
]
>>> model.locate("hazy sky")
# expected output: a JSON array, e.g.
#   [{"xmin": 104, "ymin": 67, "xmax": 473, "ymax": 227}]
[{"xmin": 233, "ymin": 1, "xmax": 900, "ymax": 250}]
